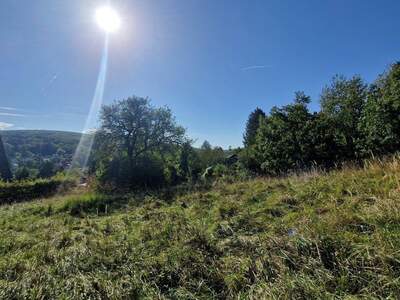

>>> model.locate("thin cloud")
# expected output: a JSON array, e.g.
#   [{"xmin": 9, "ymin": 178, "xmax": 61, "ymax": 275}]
[
  {"xmin": 0, "ymin": 112, "xmax": 25, "ymax": 117},
  {"xmin": 0, "ymin": 106, "xmax": 17, "ymax": 111},
  {"xmin": 0, "ymin": 122, "xmax": 13, "ymax": 130},
  {"xmin": 241, "ymin": 65, "xmax": 268, "ymax": 71}
]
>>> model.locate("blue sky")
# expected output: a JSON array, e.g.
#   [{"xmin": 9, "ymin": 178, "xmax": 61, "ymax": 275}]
[{"xmin": 1, "ymin": 0, "xmax": 400, "ymax": 148}]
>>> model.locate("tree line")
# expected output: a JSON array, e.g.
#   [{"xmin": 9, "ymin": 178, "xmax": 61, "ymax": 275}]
[
  {"xmin": 242, "ymin": 62, "xmax": 400, "ymax": 174},
  {"xmin": 0, "ymin": 62, "xmax": 399, "ymax": 188}
]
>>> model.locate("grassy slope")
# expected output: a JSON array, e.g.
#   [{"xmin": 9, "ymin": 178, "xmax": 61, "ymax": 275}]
[{"xmin": 1, "ymin": 157, "xmax": 400, "ymax": 299}]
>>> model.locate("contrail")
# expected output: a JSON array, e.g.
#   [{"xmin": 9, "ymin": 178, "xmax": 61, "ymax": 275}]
[
  {"xmin": 241, "ymin": 65, "xmax": 268, "ymax": 71},
  {"xmin": 42, "ymin": 74, "xmax": 58, "ymax": 96},
  {"xmin": 70, "ymin": 35, "xmax": 109, "ymax": 172}
]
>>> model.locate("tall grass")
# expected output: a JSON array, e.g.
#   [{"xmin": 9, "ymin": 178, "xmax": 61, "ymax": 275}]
[{"xmin": 1, "ymin": 156, "xmax": 400, "ymax": 298}]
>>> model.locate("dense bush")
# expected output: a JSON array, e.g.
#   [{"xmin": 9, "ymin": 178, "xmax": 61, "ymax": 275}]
[
  {"xmin": 0, "ymin": 175, "xmax": 76, "ymax": 204},
  {"xmin": 94, "ymin": 155, "xmax": 167, "ymax": 190}
]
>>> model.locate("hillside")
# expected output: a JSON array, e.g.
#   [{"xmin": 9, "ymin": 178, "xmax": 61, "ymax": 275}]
[
  {"xmin": 1, "ymin": 130, "xmax": 81, "ymax": 158},
  {"xmin": 1, "ymin": 157, "xmax": 400, "ymax": 298},
  {"xmin": 1, "ymin": 130, "xmax": 81, "ymax": 172}
]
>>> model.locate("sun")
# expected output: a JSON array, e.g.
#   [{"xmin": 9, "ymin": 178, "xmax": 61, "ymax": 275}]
[{"xmin": 95, "ymin": 6, "xmax": 121, "ymax": 33}]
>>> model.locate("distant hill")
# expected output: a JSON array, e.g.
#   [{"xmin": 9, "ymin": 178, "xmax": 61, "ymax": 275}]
[{"xmin": 0, "ymin": 130, "xmax": 81, "ymax": 170}]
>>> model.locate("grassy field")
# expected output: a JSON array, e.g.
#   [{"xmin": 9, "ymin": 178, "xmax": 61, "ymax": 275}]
[{"xmin": 1, "ymin": 157, "xmax": 400, "ymax": 299}]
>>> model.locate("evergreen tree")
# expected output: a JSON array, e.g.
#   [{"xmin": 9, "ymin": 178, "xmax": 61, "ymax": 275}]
[
  {"xmin": 0, "ymin": 134, "xmax": 12, "ymax": 181},
  {"xmin": 243, "ymin": 108, "xmax": 266, "ymax": 147}
]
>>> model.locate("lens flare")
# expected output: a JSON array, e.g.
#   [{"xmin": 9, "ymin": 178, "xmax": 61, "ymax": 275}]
[
  {"xmin": 96, "ymin": 6, "xmax": 121, "ymax": 33},
  {"xmin": 69, "ymin": 6, "xmax": 119, "ymax": 176},
  {"xmin": 70, "ymin": 36, "xmax": 109, "ymax": 172}
]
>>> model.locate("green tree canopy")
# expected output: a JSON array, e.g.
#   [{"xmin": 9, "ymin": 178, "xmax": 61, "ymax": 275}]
[
  {"xmin": 359, "ymin": 62, "xmax": 400, "ymax": 155},
  {"xmin": 243, "ymin": 107, "xmax": 266, "ymax": 147},
  {"xmin": 320, "ymin": 75, "xmax": 367, "ymax": 159},
  {"xmin": 253, "ymin": 92, "xmax": 314, "ymax": 174},
  {"xmin": 92, "ymin": 96, "xmax": 187, "ymax": 188}
]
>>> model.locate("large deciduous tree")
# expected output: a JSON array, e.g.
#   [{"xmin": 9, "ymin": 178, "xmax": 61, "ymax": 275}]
[{"xmin": 92, "ymin": 96, "xmax": 187, "ymax": 188}]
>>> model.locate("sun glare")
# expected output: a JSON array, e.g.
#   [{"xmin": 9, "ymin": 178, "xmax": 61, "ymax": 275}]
[{"xmin": 95, "ymin": 6, "xmax": 121, "ymax": 33}]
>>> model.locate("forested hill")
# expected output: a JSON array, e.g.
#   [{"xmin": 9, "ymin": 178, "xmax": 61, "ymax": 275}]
[
  {"xmin": 2, "ymin": 130, "xmax": 81, "ymax": 157},
  {"xmin": 1, "ymin": 130, "xmax": 81, "ymax": 171}
]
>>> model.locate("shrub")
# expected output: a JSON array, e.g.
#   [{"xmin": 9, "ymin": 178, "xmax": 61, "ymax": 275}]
[{"xmin": 0, "ymin": 175, "xmax": 76, "ymax": 204}]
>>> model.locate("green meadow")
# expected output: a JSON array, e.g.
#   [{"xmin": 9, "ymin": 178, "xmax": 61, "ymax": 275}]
[{"xmin": 1, "ymin": 156, "xmax": 400, "ymax": 299}]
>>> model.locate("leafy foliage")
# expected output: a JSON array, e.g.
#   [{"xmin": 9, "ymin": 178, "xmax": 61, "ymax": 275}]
[
  {"xmin": 91, "ymin": 96, "xmax": 187, "ymax": 189},
  {"xmin": 252, "ymin": 92, "xmax": 314, "ymax": 174},
  {"xmin": 359, "ymin": 62, "xmax": 400, "ymax": 155},
  {"xmin": 320, "ymin": 75, "xmax": 367, "ymax": 160},
  {"xmin": 245, "ymin": 62, "xmax": 400, "ymax": 174}
]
